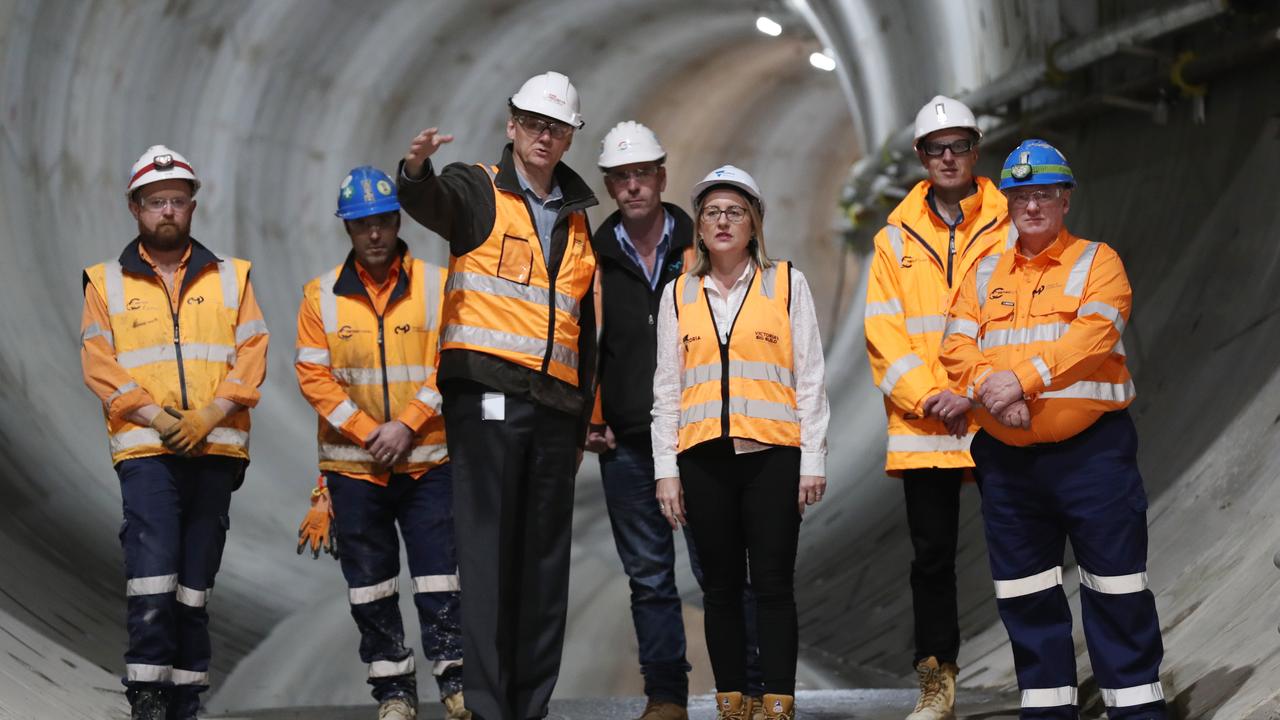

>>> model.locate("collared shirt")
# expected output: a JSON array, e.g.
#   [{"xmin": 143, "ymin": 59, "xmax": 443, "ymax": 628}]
[
  {"xmin": 515, "ymin": 168, "xmax": 564, "ymax": 265},
  {"xmin": 926, "ymin": 185, "xmax": 969, "ymax": 229},
  {"xmin": 354, "ymin": 255, "xmax": 403, "ymax": 316},
  {"xmin": 651, "ymin": 262, "xmax": 830, "ymax": 478},
  {"xmin": 614, "ymin": 210, "xmax": 674, "ymax": 290}
]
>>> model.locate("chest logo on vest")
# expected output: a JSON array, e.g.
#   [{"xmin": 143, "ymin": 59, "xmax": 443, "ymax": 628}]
[
  {"xmin": 186, "ymin": 295, "xmax": 205, "ymax": 305},
  {"xmin": 989, "ymin": 287, "xmax": 1008, "ymax": 300},
  {"xmin": 681, "ymin": 333, "xmax": 701, "ymax": 349},
  {"xmin": 755, "ymin": 331, "xmax": 779, "ymax": 345},
  {"xmin": 126, "ymin": 297, "xmax": 148, "ymax": 310},
  {"xmin": 338, "ymin": 325, "xmax": 361, "ymax": 340},
  {"xmin": 132, "ymin": 318, "xmax": 158, "ymax": 328},
  {"xmin": 393, "ymin": 323, "xmax": 411, "ymax": 335},
  {"xmin": 900, "ymin": 255, "xmax": 914, "ymax": 268}
]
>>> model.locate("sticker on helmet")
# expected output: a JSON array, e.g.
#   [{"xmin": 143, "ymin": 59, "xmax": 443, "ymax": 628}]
[
  {"xmin": 361, "ymin": 178, "xmax": 375, "ymax": 203},
  {"xmin": 342, "ymin": 185, "xmax": 354, "ymax": 199},
  {"xmin": 376, "ymin": 180, "xmax": 392, "ymax": 196},
  {"xmin": 340, "ymin": 174, "xmax": 353, "ymax": 188},
  {"xmin": 935, "ymin": 103, "xmax": 947, "ymax": 123}
]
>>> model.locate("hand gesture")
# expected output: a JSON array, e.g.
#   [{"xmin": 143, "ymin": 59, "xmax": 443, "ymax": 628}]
[{"xmin": 404, "ymin": 127, "xmax": 455, "ymax": 179}]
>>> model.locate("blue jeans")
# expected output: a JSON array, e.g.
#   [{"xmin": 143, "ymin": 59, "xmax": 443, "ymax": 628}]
[{"xmin": 599, "ymin": 436, "xmax": 763, "ymax": 704}]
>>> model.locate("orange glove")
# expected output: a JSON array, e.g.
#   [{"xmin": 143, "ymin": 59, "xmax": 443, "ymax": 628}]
[
  {"xmin": 162, "ymin": 404, "xmax": 227, "ymax": 455},
  {"xmin": 297, "ymin": 479, "xmax": 338, "ymax": 560}
]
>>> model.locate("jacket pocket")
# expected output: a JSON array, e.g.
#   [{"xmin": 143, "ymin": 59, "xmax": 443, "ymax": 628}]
[{"xmin": 498, "ymin": 234, "xmax": 533, "ymax": 285}]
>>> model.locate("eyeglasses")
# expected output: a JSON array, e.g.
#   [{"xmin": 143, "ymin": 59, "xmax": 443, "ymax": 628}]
[
  {"xmin": 920, "ymin": 138, "xmax": 975, "ymax": 157},
  {"xmin": 513, "ymin": 114, "xmax": 573, "ymax": 140},
  {"xmin": 699, "ymin": 206, "xmax": 749, "ymax": 224},
  {"xmin": 348, "ymin": 213, "xmax": 398, "ymax": 232},
  {"xmin": 1005, "ymin": 187, "xmax": 1064, "ymax": 208},
  {"xmin": 139, "ymin": 196, "xmax": 192, "ymax": 213},
  {"xmin": 604, "ymin": 166, "xmax": 660, "ymax": 184}
]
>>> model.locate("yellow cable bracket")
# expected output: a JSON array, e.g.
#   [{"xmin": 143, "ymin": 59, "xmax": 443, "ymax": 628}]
[{"xmin": 1171, "ymin": 51, "xmax": 1207, "ymax": 97}]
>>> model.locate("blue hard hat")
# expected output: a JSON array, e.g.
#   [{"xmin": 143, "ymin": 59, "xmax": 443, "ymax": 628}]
[
  {"xmin": 336, "ymin": 166, "xmax": 400, "ymax": 220},
  {"xmin": 999, "ymin": 139, "xmax": 1075, "ymax": 191}
]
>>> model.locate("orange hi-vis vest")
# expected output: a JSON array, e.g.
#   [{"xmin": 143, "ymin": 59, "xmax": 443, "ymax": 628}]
[
  {"xmin": 83, "ymin": 247, "xmax": 258, "ymax": 464},
  {"xmin": 675, "ymin": 262, "xmax": 799, "ymax": 453},
  {"xmin": 941, "ymin": 229, "xmax": 1135, "ymax": 446},
  {"xmin": 440, "ymin": 164, "xmax": 595, "ymax": 387},
  {"xmin": 865, "ymin": 177, "xmax": 1014, "ymax": 474},
  {"xmin": 297, "ymin": 255, "xmax": 448, "ymax": 475}
]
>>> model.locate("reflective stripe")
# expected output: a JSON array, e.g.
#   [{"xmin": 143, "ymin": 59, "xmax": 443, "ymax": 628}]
[
  {"xmin": 107, "ymin": 381, "xmax": 140, "ymax": 405},
  {"xmin": 424, "ymin": 265, "xmax": 440, "ymax": 332},
  {"xmin": 1022, "ymin": 686, "xmax": 1077, "ymax": 707},
  {"xmin": 104, "ymin": 261, "xmax": 126, "ymax": 314},
  {"xmin": 295, "ymin": 346, "xmax": 331, "ymax": 366},
  {"xmin": 111, "ymin": 427, "xmax": 246, "ymax": 454},
  {"xmin": 215, "ymin": 256, "xmax": 240, "ymax": 310},
  {"xmin": 885, "ymin": 225, "xmax": 905, "ymax": 264},
  {"xmin": 441, "ymin": 324, "xmax": 578, "ymax": 370},
  {"xmin": 369, "ymin": 656, "xmax": 415, "ymax": 678},
  {"xmin": 319, "ymin": 442, "xmax": 448, "ymax": 466},
  {"xmin": 864, "ymin": 298, "xmax": 904, "ymax": 318},
  {"xmin": 1078, "ymin": 300, "xmax": 1126, "ymax": 334},
  {"xmin": 878, "ymin": 353, "xmax": 924, "ymax": 396},
  {"xmin": 415, "ymin": 384, "xmax": 443, "ymax": 412},
  {"xmin": 171, "ymin": 668, "xmax": 210, "ymax": 686},
  {"xmin": 320, "ymin": 269, "xmax": 340, "ymax": 334},
  {"xmin": 176, "ymin": 585, "xmax": 207, "ymax": 608},
  {"xmin": 1005, "ymin": 223, "xmax": 1019, "ymax": 250},
  {"xmin": 1030, "ymin": 356, "xmax": 1052, "ymax": 387},
  {"xmin": 979, "ymin": 322, "xmax": 1069, "ymax": 350},
  {"xmin": 944, "ymin": 318, "xmax": 978, "ymax": 339},
  {"xmin": 1040, "ymin": 380, "xmax": 1135, "ymax": 402},
  {"xmin": 1079, "ymin": 569, "xmax": 1148, "ymax": 594},
  {"xmin": 975, "ymin": 255, "xmax": 1000, "ymax": 307},
  {"xmin": 1063, "ymin": 242, "xmax": 1099, "ymax": 297},
  {"xmin": 234, "ymin": 318, "xmax": 269, "ymax": 345},
  {"xmin": 445, "ymin": 271, "xmax": 580, "ymax": 319},
  {"xmin": 1100, "ymin": 682, "xmax": 1164, "ymax": 707},
  {"xmin": 127, "ymin": 664, "xmax": 170, "ymax": 683},
  {"xmin": 433, "ymin": 658, "xmax": 464, "ymax": 677},
  {"xmin": 326, "ymin": 399, "xmax": 360, "ymax": 429},
  {"xmin": 413, "ymin": 574, "xmax": 460, "ymax": 593},
  {"xmin": 332, "ymin": 365, "xmax": 429, "ymax": 386},
  {"xmin": 681, "ymin": 275, "xmax": 701, "ymax": 306},
  {"xmin": 81, "ymin": 322, "xmax": 114, "ymax": 348},
  {"xmin": 206, "ymin": 428, "xmax": 248, "ymax": 447},
  {"xmin": 682, "ymin": 361, "xmax": 795, "ymax": 389},
  {"xmin": 679, "ymin": 397, "xmax": 798, "ymax": 426},
  {"xmin": 905, "ymin": 314, "xmax": 947, "ymax": 336},
  {"xmin": 886, "ymin": 433, "xmax": 975, "ymax": 453},
  {"xmin": 994, "ymin": 566, "xmax": 1062, "ymax": 599},
  {"xmin": 127, "ymin": 574, "xmax": 177, "ymax": 596},
  {"xmin": 116, "ymin": 343, "xmax": 236, "ymax": 369},
  {"xmin": 759, "ymin": 265, "xmax": 777, "ymax": 300},
  {"xmin": 349, "ymin": 577, "xmax": 398, "ymax": 605}
]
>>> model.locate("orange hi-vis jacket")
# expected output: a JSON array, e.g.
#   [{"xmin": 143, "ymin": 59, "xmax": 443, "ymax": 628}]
[
  {"xmin": 674, "ymin": 262, "xmax": 799, "ymax": 453},
  {"xmin": 295, "ymin": 246, "xmax": 448, "ymax": 483},
  {"xmin": 940, "ymin": 228, "xmax": 1135, "ymax": 446},
  {"xmin": 81, "ymin": 239, "xmax": 268, "ymax": 464},
  {"xmin": 440, "ymin": 164, "xmax": 595, "ymax": 387},
  {"xmin": 865, "ymin": 177, "xmax": 1014, "ymax": 474}
]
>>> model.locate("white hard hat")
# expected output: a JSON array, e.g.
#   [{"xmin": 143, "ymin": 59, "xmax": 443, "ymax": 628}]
[
  {"xmin": 598, "ymin": 121, "xmax": 666, "ymax": 169},
  {"xmin": 510, "ymin": 71, "xmax": 584, "ymax": 129},
  {"xmin": 913, "ymin": 95, "xmax": 981, "ymax": 143},
  {"xmin": 127, "ymin": 144, "xmax": 200, "ymax": 198},
  {"xmin": 690, "ymin": 165, "xmax": 765, "ymax": 216}
]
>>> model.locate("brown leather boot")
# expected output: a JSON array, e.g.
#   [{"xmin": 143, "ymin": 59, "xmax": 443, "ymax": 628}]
[
  {"xmin": 748, "ymin": 695, "xmax": 765, "ymax": 720},
  {"xmin": 635, "ymin": 698, "xmax": 689, "ymax": 720},
  {"xmin": 714, "ymin": 691, "xmax": 750, "ymax": 720},
  {"xmin": 906, "ymin": 656, "xmax": 957, "ymax": 720},
  {"xmin": 760, "ymin": 694, "xmax": 794, "ymax": 720}
]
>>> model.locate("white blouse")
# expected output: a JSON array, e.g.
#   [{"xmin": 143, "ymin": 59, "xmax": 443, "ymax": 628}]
[{"xmin": 651, "ymin": 262, "xmax": 830, "ymax": 478}]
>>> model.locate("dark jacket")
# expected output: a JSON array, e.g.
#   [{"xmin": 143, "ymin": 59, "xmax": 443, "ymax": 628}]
[
  {"xmin": 593, "ymin": 203, "xmax": 694, "ymax": 439},
  {"xmin": 397, "ymin": 144, "xmax": 599, "ymax": 438}
]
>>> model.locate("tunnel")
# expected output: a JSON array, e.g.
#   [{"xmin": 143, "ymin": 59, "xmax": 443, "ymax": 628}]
[{"xmin": 1, "ymin": 0, "xmax": 1279, "ymax": 718}]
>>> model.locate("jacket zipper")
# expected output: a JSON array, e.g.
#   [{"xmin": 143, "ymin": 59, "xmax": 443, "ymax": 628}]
[
  {"xmin": 164, "ymin": 283, "xmax": 190, "ymax": 410},
  {"xmin": 376, "ymin": 315, "xmax": 391, "ymax": 422},
  {"xmin": 707, "ymin": 269, "xmax": 754, "ymax": 438}
]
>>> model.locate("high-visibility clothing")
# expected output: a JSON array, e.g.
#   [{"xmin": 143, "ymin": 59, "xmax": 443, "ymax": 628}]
[
  {"xmin": 440, "ymin": 164, "xmax": 595, "ymax": 387},
  {"xmin": 941, "ymin": 229, "xmax": 1135, "ymax": 446},
  {"xmin": 295, "ymin": 247, "xmax": 448, "ymax": 481},
  {"xmin": 864, "ymin": 177, "xmax": 1014, "ymax": 474},
  {"xmin": 675, "ymin": 262, "xmax": 798, "ymax": 453},
  {"xmin": 81, "ymin": 239, "xmax": 268, "ymax": 464}
]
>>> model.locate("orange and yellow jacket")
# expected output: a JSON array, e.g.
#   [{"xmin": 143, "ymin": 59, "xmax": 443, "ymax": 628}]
[
  {"xmin": 940, "ymin": 228, "xmax": 1135, "ymax": 446},
  {"xmin": 864, "ymin": 177, "xmax": 1014, "ymax": 475},
  {"xmin": 295, "ymin": 244, "xmax": 447, "ymax": 485},
  {"xmin": 81, "ymin": 239, "xmax": 268, "ymax": 464}
]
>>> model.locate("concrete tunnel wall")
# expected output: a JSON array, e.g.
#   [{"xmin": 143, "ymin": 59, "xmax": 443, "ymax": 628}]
[{"xmin": 0, "ymin": 1, "xmax": 1278, "ymax": 717}]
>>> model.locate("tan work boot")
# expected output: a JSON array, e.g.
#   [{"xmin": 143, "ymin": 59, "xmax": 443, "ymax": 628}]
[
  {"xmin": 749, "ymin": 696, "xmax": 765, "ymax": 720},
  {"xmin": 635, "ymin": 698, "xmax": 688, "ymax": 720},
  {"xmin": 442, "ymin": 691, "xmax": 471, "ymax": 719},
  {"xmin": 378, "ymin": 695, "xmax": 417, "ymax": 720},
  {"xmin": 906, "ymin": 656, "xmax": 957, "ymax": 720},
  {"xmin": 714, "ymin": 691, "xmax": 750, "ymax": 720},
  {"xmin": 760, "ymin": 694, "xmax": 794, "ymax": 720}
]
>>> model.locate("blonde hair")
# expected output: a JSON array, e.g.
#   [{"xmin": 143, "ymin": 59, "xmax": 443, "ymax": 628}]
[{"xmin": 689, "ymin": 190, "xmax": 772, "ymax": 277}]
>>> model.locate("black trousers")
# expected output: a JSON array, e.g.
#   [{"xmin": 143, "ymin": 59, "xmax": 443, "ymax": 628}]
[
  {"xmin": 444, "ymin": 382, "xmax": 578, "ymax": 720},
  {"xmin": 679, "ymin": 438, "xmax": 801, "ymax": 696},
  {"xmin": 902, "ymin": 468, "xmax": 964, "ymax": 666}
]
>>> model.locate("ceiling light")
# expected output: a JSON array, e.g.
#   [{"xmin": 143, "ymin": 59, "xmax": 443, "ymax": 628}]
[
  {"xmin": 809, "ymin": 49, "xmax": 836, "ymax": 71},
  {"xmin": 756, "ymin": 16, "xmax": 782, "ymax": 36}
]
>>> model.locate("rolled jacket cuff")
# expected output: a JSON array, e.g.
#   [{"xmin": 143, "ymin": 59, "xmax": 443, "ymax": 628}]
[
  {"xmin": 654, "ymin": 454, "xmax": 679, "ymax": 480},
  {"xmin": 108, "ymin": 387, "xmax": 154, "ymax": 424},
  {"xmin": 345, "ymin": 412, "xmax": 380, "ymax": 446},
  {"xmin": 215, "ymin": 379, "xmax": 260, "ymax": 409},
  {"xmin": 396, "ymin": 403, "xmax": 429, "ymax": 435},
  {"xmin": 1012, "ymin": 360, "xmax": 1044, "ymax": 395},
  {"xmin": 800, "ymin": 452, "xmax": 826, "ymax": 477}
]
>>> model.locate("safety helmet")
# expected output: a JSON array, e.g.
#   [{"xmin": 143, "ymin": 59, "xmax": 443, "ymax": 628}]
[
  {"xmin": 913, "ymin": 95, "xmax": 981, "ymax": 144},
  {"xmin": 336, "ymin": 166, "xmax": 400, "ymax": 220},
  {"xmin": 999, "ymin": 139, "xmax": 1075, "ymax": 191},
  {"xmin": 598, "ymin": 121, "xmax": 666, "ymax": 169},
  {"xmin": 127, "ymin": 144, "xmax": 201, "ymax": 198},
  {"xmin": 690, "ymin": 165, "xmax": 765, "ymax": 217},
  {"xmin": 510, "ymin": 71, "xmax": 584, "ymax": 129}
]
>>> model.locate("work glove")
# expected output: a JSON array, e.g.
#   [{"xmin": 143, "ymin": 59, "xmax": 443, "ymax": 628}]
[
  {"xmin": 297, "ymin": 478, "xmax": 338, "ymax": 560},
  {"xmin": 149, "ymin": 408, "xmax": 182, "ymax": 437},
  {"xmin": 162, "ymin": 404, "xmax": 228, "ymax": 455}
]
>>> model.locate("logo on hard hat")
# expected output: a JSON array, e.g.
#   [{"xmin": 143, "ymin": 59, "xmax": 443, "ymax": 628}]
[
  {"xmin": 342, "ymin": 185, "xmax": 354, "ymax": 199},
  {"xmin": 617, "ymin": 139, "xmax": 630, "ymax": 151},
  {"xmin": 361, "ymin": 179, "xmax": 375, "ymax": 203},
  {"xmin": 544, "ymin": 91, "xmax": 565, "ymax": 106},
  {"xmin": 934, "ymin": 103, "xmax": 947, "ymax": 123},
  {"xmin": 376, "ymin": 180, "xmax": 392, "ymax": 196},
  {"xmin": 153, "ymin": 154, "xmax": 174, "ymax": 170}
]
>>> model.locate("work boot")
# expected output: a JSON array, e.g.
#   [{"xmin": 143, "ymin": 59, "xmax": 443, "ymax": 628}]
[
  {"xmin": 749, "ymin": 696, "xmax": 765, "ymax": 720},
  {"xmin": 714, "ymin": 691, "xmax": 750, "ymax": 720},
  {"xmin": 128, "ymin": 688, "xmax": 169, "ymax": 720},
  {"xmin": 442, "ymin": 692, "xmax": 472, "ymax": 719},
  {"xmin": 635, "ymin": 698, "xmax": 688, "ymax": 720},
  {"xmin": 760, "ymin": 694, "xmax": 794, "ymax": 720},
  {"xmin": 378, "ymin": 695, "xmax": 417, "ymax": 720},
  {"xmin": 906, "ymin": 656, "xmax": 957, "ymax": 720}
]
